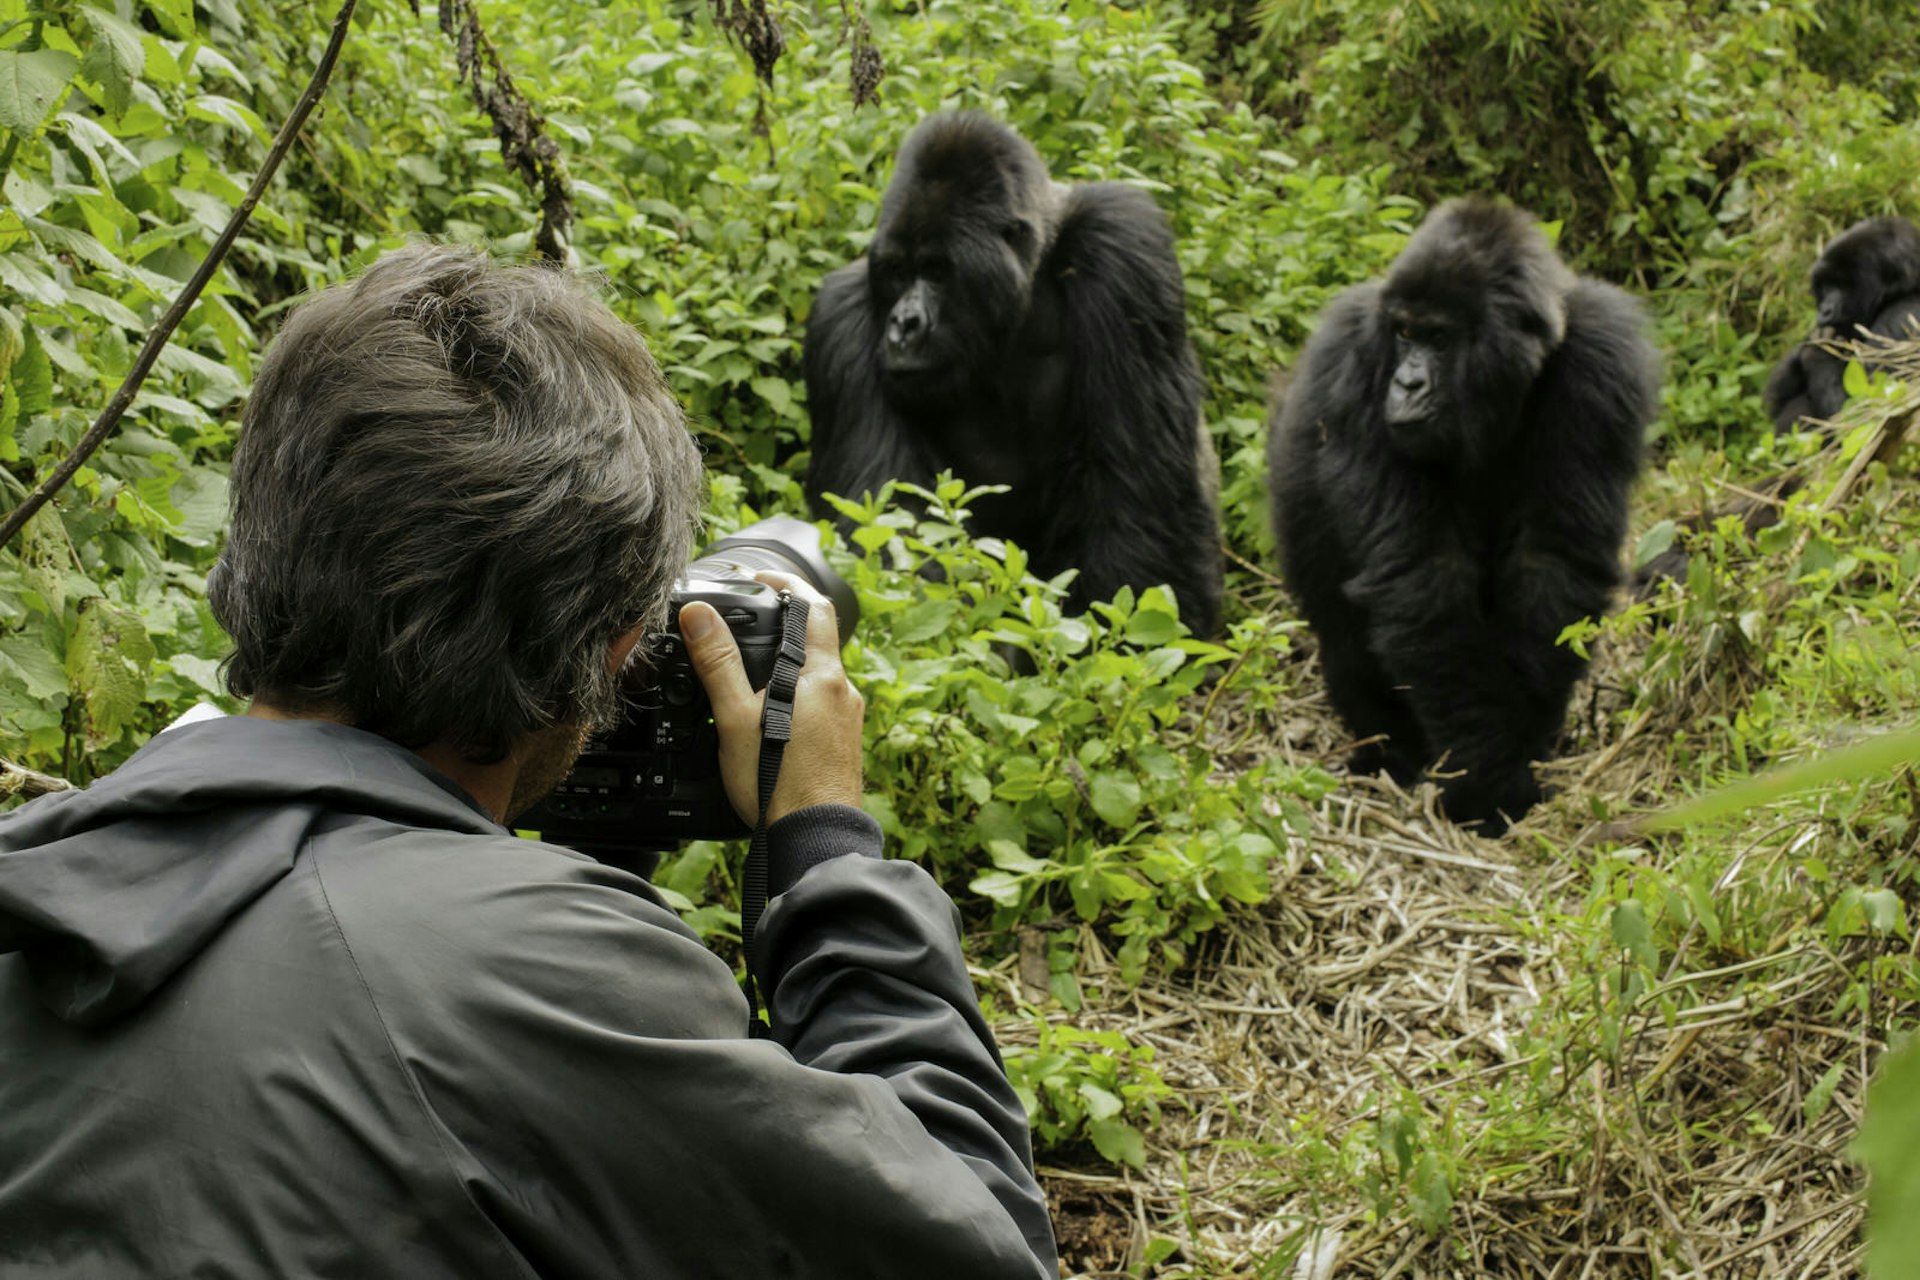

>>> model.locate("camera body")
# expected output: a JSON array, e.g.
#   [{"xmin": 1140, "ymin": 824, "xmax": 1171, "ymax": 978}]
[{"xmin": 526, "ymin": 517, "xmax": 857, "ymax": 870}]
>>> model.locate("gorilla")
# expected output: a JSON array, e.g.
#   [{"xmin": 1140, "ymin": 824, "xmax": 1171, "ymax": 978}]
[
  {"xmin": 804, "ymin": 112, "xmax": 1223, "ymax": 637},
  {"xmin": 1268, "ymin": 199, "xmax": 1657, "ymax": 831},
  {"xmin": 1765, "ymin": 215, "xmax": 1920, "ymax": 431}
]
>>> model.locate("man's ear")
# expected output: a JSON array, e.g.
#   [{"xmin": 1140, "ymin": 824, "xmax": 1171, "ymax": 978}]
[{"xmin": 608, "ymin": 623, "xmax": 650, "ymax": 675}]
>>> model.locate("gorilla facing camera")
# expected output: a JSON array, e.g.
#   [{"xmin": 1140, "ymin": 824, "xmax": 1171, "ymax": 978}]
[{"xmin": 525, "ymin": 516, "xmax": 858, "ymax": 871}]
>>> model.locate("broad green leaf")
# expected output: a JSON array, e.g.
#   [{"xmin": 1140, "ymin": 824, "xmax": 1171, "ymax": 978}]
[
  {"xmin": 186, "ymin": 93, "xmax": 270, "ymax": 143},
  {"xmin": 1634, "ymin": 519, "xmax": 1677, "ymax": 569},
  {"xmin": 969, "ymin": 870, "xmax": 1024, "ymax": 907},
  {"xmin": 0, "ymin": 632, "xmax": 67, "ymax": 700},
  {"xmin": 18, "ymin": 506, "xmax": 67, "ymax": 617},
  {"xmin": 985, "ymin": 838, "xmax": 1050, "ymax": 875},
  {"xmin": 11, "ymin": 326, "xmax": 52, "ymax": 418},
  {"xmin": 1078, "ymin": 1083, "xmax": 1124, "ymax": 1121},
  {"xmin": 146, "ymin": 0, "xmax": 195, "ymax": 38},
  {"xmin": 65, "ymin": 601, "xmax": 156, "ymax": 744},
  {"xmin": 1089, "ymin": 769, "xmax": 1142, "ymax": 828},
  {"xmin": 166, "ymin": 654, "xmax": 226, "ymax": 697},
  {"xmin": 79, "ymin": 7, "xmax": 146, "ymax": 116},
  {"xmin": 1087, "ymin": 1117, "xmax": 1146, "ymax": 1169},
  {"xmin": 1859, "ymin": 1037, "xmax": 1920, "ymax": 1278},
  {"xmin": 1412, "ymin": 1153, "xmax": 1454, "ymax": 1234},
  {"xmin": 168, "ymin": 471, "xmax": 229, "ymax": 547},
  {"xmin": 0, "ymin": 306, "xmax": 20, "ymax": 381},
  {"xmin": 1844, "ymin": 359, "xmax": 1870, "ymax": 399},
  {"xmin": 892, "ymin": 598, "xmax": 960, "ymax": 645},
  {"xmin": 1610, "ymin": 899, "xmax": 1657, "ymax": 971},
  {"xmin": 749, "ymin": 376, "xmax": 793, "ymax": 416},
  {"xmin": 1682, "ymin": 877, "xmax": 1722, "ymax": 947},
  {"xmin": 1804, "ymin": 1061, "xmax": 1846, "ymax": 1125},
  {"xmin": 0, "ymin": 49, "xmax": 79, "ymax": 136},
  {"xmin": 1068, "ymin": 867, "xmax": 1104, "ymax": 920},
  {"xmin": 1862, "ymin": 889, "xmax": 1906, "ymax": 938},
  {"xmin": 1124, "ymin": 602, "xmax": 1182, "ymax": 647}
]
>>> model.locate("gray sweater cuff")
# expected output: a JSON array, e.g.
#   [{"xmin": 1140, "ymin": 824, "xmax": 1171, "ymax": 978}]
[{"xmin": 766, "ymin": 804, "xmax": 883, "ymax": 898}]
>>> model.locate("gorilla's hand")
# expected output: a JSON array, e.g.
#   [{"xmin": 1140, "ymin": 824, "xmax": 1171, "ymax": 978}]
[{"xmin": 680, "ymin": 573, "xmax": 866, "ymax": 826}]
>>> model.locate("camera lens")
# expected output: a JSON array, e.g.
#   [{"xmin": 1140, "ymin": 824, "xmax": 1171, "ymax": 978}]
[{"xmin": 685, "ymin": 516, "xmax": 860, "ymax": 643}]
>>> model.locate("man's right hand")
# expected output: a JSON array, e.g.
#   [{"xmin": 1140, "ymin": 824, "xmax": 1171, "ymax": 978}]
[{"xmin": 679, "ymin": 574, "xmax": 866, "ymax": 826}]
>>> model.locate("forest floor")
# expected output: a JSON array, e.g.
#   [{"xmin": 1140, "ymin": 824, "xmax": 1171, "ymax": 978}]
[
  {"xmin": 986, "ymin": 393, "xmax": 1920, "ymax": 1277},
  {"xmin": 1014, "ymin": 647, "xmax": 1866, "ymax": 1279}
]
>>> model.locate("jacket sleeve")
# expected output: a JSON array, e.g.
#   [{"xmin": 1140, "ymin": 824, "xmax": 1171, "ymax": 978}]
[
  {"xmin": 758, "ymin": 807, "xmax": 1058, "ymax": 1273},
  {"xmin": 327, "ymin": 818, "xmax": 1057, "ymax": 1280}
]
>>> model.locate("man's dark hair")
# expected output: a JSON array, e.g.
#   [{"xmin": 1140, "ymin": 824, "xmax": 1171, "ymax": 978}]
[{"xmin": 210, "ymin": 242, "xmax": 705, "ymax": 762}]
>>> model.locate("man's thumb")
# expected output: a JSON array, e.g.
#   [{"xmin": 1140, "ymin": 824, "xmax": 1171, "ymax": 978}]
[{"xmin": 679, "ymin": 602, "xmax": 756, "ymax": 728}]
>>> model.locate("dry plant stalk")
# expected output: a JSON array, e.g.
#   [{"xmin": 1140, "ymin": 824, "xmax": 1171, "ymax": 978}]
[{"xmin": 428, "ymin": 0, "xmax": 574, "ymax": 262}]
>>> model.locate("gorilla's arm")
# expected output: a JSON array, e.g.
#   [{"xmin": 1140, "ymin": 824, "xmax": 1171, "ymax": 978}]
[
  {"xmin": 1763, "ymin": 342, "xmax": 1815, "ymax": 431},
  {"xmin": 1868, "ymin": 294, "xmax": 1920, "ymax": 343},
  {"xmin": 1043, "ymin": 183, "xmax": 1223, "ymax": 635},
  {"xmin": 803, "ymin": 261, "xmax": 931, "ymax": 517},
  {"xmin": 1271, "ymin": 284, "xmax": 1433, "ymax": 776}
]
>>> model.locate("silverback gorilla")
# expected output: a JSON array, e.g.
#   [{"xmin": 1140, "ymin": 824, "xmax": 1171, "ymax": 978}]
[
  {"xmin": 1765, "ymin": 215, "xmax": 1920, "ymax": 431},
  {"xmin": 804, "ymin": 112, "xmax": 1223, "ymax": 636},
  {"xmin": 1269, "ymin": 199, "xmax": 1657, "ymax": 831}
]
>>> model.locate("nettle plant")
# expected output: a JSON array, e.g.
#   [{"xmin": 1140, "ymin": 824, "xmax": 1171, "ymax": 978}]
[
  {"xmin": 816, "ymin": 478, "xmax": 1334, "ymax": 984},
  {"xmin": 1001, "ymin": 1021, "xmax": 1174, "ymax": 1170}
]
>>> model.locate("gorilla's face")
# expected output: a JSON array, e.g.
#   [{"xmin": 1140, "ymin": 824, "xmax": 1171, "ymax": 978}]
[
  {"xmin": 1812, "ymin": 217, "xmax": 1920, "ymax": 332},
  {"xmin": 867, "ymin": 203, "xmax": 1037, "ymax": 402},
  {"xmin": 1377, "ymin": 201, "xmax": 1572, "ymax": 466},
  {"xmin": 1383, "ymin": 306, "xmax": 1452, "ymax": 438},
  {"xmin": 1812, "ymin": 257, "xmax": 1881, "ymax": 331}
]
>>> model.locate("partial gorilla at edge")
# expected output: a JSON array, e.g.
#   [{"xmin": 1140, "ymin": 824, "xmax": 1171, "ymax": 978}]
[
  {"xmin": 1765, "ymin": 215, "xmax": 1920, "ymax": 431},
  {"xmin": 1268, "ymin": 198, "xmax": 1658, "ymax": 832},
  {"xmin": 804, "ymin": 111, "xmax": 1223, "ymax": 637}
]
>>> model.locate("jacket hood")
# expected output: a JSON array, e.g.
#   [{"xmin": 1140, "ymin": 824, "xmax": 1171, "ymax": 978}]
[{"xmin": 0, "ymin": 716, "xmax": 501, "ymax": 1026}]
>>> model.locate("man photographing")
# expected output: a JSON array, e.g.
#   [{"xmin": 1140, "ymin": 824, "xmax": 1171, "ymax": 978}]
[{"xmin": 0, "ymin": 245, "xmax": 1058, "ymax": 1278}]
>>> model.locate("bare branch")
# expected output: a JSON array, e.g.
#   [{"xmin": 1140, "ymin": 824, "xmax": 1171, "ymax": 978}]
[{"xmin": 0, "ymin": 0, "xmax": 364, "ymax": 551}]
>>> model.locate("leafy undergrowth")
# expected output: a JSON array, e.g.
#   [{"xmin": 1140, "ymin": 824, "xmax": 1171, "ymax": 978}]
[{"xmin": 7, "ymin": 1, "xmax": 1920, "ymax": 1277}]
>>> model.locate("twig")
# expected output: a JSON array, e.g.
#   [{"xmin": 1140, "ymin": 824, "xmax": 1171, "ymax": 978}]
[
  {"xmin": 0, "ymin": 0, "xmax": 362, "ymax": 552},
  {"xmin": 0, "ymin": 757, "xmax": 73, "ymax": 798}
]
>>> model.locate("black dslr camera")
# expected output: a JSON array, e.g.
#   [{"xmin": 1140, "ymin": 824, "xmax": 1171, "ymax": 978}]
[{"xmin": 527, "ymin": 516, "xmax": 857, "ymax": 872}]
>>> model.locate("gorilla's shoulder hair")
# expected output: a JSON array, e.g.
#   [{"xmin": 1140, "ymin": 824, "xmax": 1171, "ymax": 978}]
[
  {"xmin": 1816, "ymin": 215, "xmax": 1920, "ymax": 299},
  {"xmin": 1385, "ymin": 198, "xmax": 1575, "ymax": 348},
  {"xmin": 885, "ymin": 112, "xmax": 1057, "ymax": 224}
]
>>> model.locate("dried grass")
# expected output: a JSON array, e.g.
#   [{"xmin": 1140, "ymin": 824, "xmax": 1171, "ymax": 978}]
[{"xmin": 1003, "ymin": 345, "xmax": 1920, "ymax": 1278}]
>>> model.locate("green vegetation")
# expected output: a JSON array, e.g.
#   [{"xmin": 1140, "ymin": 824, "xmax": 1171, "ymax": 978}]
[{"xmin": 6, "ymin": 0, "xmax": 1920, "ymax": 1273}]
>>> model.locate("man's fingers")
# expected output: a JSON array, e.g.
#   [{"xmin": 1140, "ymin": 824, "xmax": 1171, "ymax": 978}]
[
  {"xmin": 752, "ymin": 571, "xmax": 842, "ymax": 667},
  {"xmin": 679, "ymin": 602, "xmax": 757, "ymax": 730}
]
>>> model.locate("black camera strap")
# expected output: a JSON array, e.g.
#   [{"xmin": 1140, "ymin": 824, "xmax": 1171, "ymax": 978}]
[{"xmin": 742, "ymin": 590, "xmax": 809, "ymax": 1037}]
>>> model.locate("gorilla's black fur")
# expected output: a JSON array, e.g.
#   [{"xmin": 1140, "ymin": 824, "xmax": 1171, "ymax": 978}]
[
  {"xmin": 1268, "ymin": 199, "xmax": 1657, "ymax": 831},
  {"xmin": 1765, "ymin": 215, "xmax": 1920, "ymax": 431},
  {"xmin": 805, "ymin": 112, "xmax": 1223, "ymax": 636}
]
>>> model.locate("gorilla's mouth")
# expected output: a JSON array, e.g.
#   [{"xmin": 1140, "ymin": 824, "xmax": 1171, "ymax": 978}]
[
  {"xmin": 1385, "ymin": 398, "xmax": 1435, "ymax": 428},
  {"xmin": 883, "ymin": 356, "xmax": 942, "ymax": 376},
  {"xmin": 1385, "ymin": 418, "xmax": 1451, "ymax": 462}
]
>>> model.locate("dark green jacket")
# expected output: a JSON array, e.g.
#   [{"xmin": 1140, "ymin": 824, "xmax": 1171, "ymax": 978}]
[{"xmin": 0, "ymin": 717, "xmax": 1056, "ymax": 1278}]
